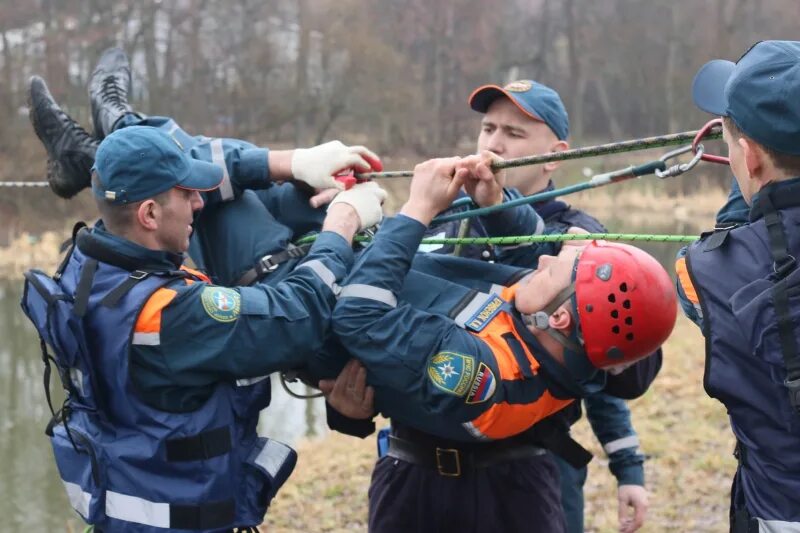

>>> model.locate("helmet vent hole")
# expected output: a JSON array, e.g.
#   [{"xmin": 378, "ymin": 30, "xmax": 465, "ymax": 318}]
[
  {"xmin": 622, "ymin": 299, "xmax": 631, "ymax": 309},
  {"xmin": 585, "ymin": 304, "xmax": 594, "ymax": 312},
  {"xmin": 608, "ymin": 294, "xmax": 616, "ymax": 303},
  {"xmin": 611, "ymin": 310, "xmax": 619, "ymax": 318},
  {"xmin": 625, "ymin": 316, "xmax": 633, "ymax": 325},
  {"xmin": 612, "ymin": 325, "xmax": 620, "ymax": 334},
  {"xmin": 619, "ymin": 282, "xmax": 628, "ymax": 292},
  {"xmin": 626, "ymin": 332, "xmax": 634, "ymax": 341}
]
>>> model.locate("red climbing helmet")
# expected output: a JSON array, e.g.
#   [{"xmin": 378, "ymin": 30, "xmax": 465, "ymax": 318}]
[{"xmin": 574, "ymin": 241, "xmax": 677, "ymax": 369}]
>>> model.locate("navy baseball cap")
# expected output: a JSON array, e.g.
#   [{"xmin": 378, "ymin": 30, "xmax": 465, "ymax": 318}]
[
  {"xmin": 692, "ymin": 40, "xmax": 800, "ymax": 155},
  {"xmin": 92, "ymin": 126, "xmax": 223, "ymax": 204},
  {"xmin": 468, "ymin": 80, "xmax": 569, "ymax": 140}
]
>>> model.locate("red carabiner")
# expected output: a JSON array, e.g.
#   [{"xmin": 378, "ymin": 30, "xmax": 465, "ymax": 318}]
[{"xmin": 692, "ymin": 118, "xmax": 729, "ymax": 165}]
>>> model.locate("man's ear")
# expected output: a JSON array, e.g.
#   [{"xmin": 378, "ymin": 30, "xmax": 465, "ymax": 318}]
[
  {"xmin": 136, "ymin": 199, "xmax": 159, "ymax": 231},
  {"xmin": 543, "ymin": 140, "xmax": 569, "ymax": 173},
  {"xmin": 740, "ymin": 136, "xmax": 765, "ymax": 185},
  {"xmin": 548, "ymin": 304, "xmax": 574, "ymax": 332}
]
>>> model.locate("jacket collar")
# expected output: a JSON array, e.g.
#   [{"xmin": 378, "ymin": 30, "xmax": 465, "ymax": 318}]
[
  {"xmin": 532, "ymin": 180, "xmax": 571, "ymax": 222},
  {"xmin": 749, "ymin": 176, "xmax": 800, "ymax": 222},
  {"xmin": 77, "ymin": 221, "xmax": 185, "ymax": 272}
]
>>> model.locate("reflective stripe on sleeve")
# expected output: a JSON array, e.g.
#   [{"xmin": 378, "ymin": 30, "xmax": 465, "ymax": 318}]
[
  {"xmin": 297, "ymin": 260, "xmax": 336, "ymax": 291},
  {"xmin": 603, "ymin": 435, "xmax": 640, "ymax": 455},
  {"xmin": 338, "ymin": 284, "xmax": 397, "ymax": 307},
  {"xmin": 210, "ymin": 138, "xmax": 234, "ymax": 201}
]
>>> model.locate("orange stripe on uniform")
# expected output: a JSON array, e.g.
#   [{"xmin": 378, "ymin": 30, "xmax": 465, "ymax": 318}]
[
  {"xmin": 675, "ymin": 257, "xmax": 700, "ymax": 305},
  {"xmin": 135, "ymin": 287, "xmax": 178, "ymax": 334}
]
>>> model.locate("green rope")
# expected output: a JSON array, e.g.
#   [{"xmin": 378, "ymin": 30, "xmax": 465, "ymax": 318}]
[
  {"xmin": 356, "ymin": 127, "xmax": 721, "ymax": 179},
  {"xmin": 295, "ymin": 232, "xmax": 699, "ymax": 246}
]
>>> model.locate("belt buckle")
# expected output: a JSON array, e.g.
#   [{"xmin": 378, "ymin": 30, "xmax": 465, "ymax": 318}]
[
  {"xmin": 259, "ymin": 254, "xmax": 279, "ymax": 273},
  {"xmin": 435, "ymin": 447, "xmax": 461, "ymax": 477}
]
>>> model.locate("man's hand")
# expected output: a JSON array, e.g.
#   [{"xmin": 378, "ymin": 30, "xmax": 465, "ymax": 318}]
[
  {"xmin": 291, "ymin": 140, "xmax": 383, "ymax": 190},
  {"xmin": 618, "ymin": 484, "xmax": 649, "ymax": 533},
  {"xmin": 459, "ymin": 151, "xmax": 506, "ymax": 207},
  {"xmin": 563, "ymin": 226, "xmax": 590, "ymax": 247},
  {"xmin": 318, "ymin": 359, "xmax": 375, "ymax": 420},
  {"xmin": 328, "ymin": 181, "xmax": 387, "ymax": 231},
  {"xmin": 400, "ymin": 157, "xmax": 466, "ymax": 225}
]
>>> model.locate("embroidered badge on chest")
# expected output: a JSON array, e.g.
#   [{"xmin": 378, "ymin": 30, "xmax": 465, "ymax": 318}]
[
  {"xmin": 427, "ymin": 352, "xmax": 476, "ymax": 397},
  {"xmin": 466, "ymin": 363, "xmax": 496, "ymax": 404},
  {"xmin": 201, "ymin": 287, "xmax": 241, "ymax": 323}
]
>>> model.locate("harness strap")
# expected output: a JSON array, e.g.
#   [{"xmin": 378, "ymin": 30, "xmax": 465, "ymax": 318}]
[
  {"xmin": 72, "ymin": 258, "xmax": 98, "ymax": 318},
  {"xmin": 165, "ymin": 426, "xmax": 232, "ymax": 462},
  {"xmin": 236, "ymin": 244, "xmax": 312, "ymax": 286},
  {"xmin": 761, "ymin": 193, "xmax": 800, "ymax": 412},
  {"xmin": 54, "ymin": 221, "xmax": 87, "ymax": 281}
]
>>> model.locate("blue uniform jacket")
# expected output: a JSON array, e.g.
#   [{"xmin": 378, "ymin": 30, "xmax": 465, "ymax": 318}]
[
  {"xmin": 422, "ymin": 182, "xmax": 645, "ymax": 484},
  {"xmin": 80, "ymin": 223, "xmax": 353, "ymax": 412},
  {"xmin": 334, "ymin": 215, "xmax": 583, "ymax": 441}
]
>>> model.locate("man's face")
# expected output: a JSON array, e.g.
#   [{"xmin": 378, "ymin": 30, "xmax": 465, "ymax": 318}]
[
  {"xmin": 477, "ymin": 97, "xmax": 561, "ymax": 192},
  {"xmin": 514, "ymin": 245, "xmax": 582, "ymax": 315},
  {"xmin": 155, "ymin": 187, "xmax": 204, "ymax": 254}
]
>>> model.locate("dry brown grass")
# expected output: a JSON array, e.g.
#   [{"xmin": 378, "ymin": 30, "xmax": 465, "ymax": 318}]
[{"xmin": 263, "ymin": 317, "xmax": 735, "ymax": 533}]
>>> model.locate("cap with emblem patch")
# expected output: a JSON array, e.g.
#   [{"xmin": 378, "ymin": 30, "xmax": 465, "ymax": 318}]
[
  {"xmin": 468, "ymin": 79, "xmax": 569, "ymax": 140},
  {"xmin": 92, "ymin": 126, "xmax": 223, "ymax": 204}
]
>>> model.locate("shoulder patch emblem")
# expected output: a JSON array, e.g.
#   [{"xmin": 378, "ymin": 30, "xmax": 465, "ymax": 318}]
[
  {"xmin": 466, "ymin": 294, "xmax": 507, "ymax": 332},
  {"xmin": 201, "ymin": 287, "xmax": 240, "ymax": 323},
  {"xmin": 427, "ymin": 352, "xmax": 476, "ymax": 397},
  {"xmin": 504, "ymin": 80, "xmax": 533, "ymax": 92},
  {"xmin": 466, "ymin": 362, "xmax": 496, "ymax": 404}
]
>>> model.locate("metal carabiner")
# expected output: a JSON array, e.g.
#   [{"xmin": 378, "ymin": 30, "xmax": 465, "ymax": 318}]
[
  {"xmin": 692, "ymin": 118, "xmax": 729, "ymax": 165},
  {"xmin": 655, "ymin": 144, "xmax": 705, "ymax": 178}
]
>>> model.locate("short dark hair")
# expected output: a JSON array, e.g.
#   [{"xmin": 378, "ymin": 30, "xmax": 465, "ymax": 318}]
[
  {"xmin": 724, "ymin": 117, "xmax": 800, "ymax": 176},
  {"xmin": 92, "ymin": 171, "xmax": 170, "ymax": 235}
]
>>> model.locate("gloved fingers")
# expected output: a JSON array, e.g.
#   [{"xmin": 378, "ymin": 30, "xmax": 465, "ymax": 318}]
[{"xmin": 347, "ymin": 145, "xmax": 383, "ymax": 172}]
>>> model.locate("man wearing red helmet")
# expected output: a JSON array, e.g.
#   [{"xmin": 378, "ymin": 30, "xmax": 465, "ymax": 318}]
[{"xmin": 330, "ymin": 155, "xmax": 676, "ymax": 532}]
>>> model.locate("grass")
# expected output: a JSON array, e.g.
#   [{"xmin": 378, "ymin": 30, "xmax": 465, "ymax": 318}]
[{"xmin": 263, "ymin": 317, "xmax": 736, "ymax": 533}]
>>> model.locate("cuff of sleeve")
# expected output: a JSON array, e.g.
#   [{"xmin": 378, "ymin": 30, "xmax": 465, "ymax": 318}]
[
  {"xmin": 235, "ymin": 148, "xmax": 270, "ymax": 189},
  {"xmin": 382, "ymin": 215, "xmax": 428, "ymax": 255},
  {"xmin": 482, "ymin": 193, "xmax": 541, "ymax": 237},
  {"xmin": 612, "ymin": 464, "xmax": 645, "ymax": 487}
]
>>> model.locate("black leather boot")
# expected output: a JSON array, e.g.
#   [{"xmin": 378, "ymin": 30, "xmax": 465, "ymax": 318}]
[
  {"xmin": 89, "ymin": 47, "xmax": 135, "ymax": 139},
  {"xmin": 28, "ymin": 76, "xmax": 98, "ymax": 199}
]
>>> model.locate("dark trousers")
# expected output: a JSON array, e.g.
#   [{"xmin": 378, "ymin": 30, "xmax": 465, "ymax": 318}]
[
  {"xmin": 368, "ymin": 453, "xmax": 565, "ymax": 533},
  {"xmin": 554, "ymin": 454, "xmax": 588, "ymax": 533}
]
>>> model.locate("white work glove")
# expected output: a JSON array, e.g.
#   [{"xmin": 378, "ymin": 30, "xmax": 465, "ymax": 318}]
[
  {"xmin": 291, "ymin": 140, "xmax": 382, "ymax": 190},
  {"xmin": 328, "ymin": 181, "xmax": 387, "ymax": 230}
]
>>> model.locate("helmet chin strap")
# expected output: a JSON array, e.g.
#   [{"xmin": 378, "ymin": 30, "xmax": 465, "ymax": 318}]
[{"xmin": 522, "ymin": 284, "xmax": 584, "ymax": 354}]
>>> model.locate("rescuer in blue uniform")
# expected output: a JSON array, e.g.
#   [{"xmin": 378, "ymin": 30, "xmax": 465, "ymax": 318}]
[
  {"xmin": 330, "ymin": 156, "xmax": 677, "ymax": 533},
  {"xmin": 676, "ymin": 40, "xmax": 800, "ymax": 531},
  {"xmin": 20, "ymin": 125, "xmax": 387, "ymax": 532},
  {"xmin": 407, "ymin": 80, "xmax": 651, "ymax": 533}
]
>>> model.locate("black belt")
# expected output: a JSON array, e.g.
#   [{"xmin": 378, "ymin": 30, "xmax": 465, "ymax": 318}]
[
  {"xmin": 236, "ymin": 244, "xmax": 311, "ymax": 286},
  {"xmin": 387, "ymin": 435, "xmax": 546, "ymax": 477}
]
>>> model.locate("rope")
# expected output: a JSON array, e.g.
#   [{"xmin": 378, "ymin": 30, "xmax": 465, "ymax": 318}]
[
  {"xmin": 296, "ymin": 232, "xmax": 699, "ymax": 246},
  {"xmin": 356, "ymin": 127, "xmax": 722, "ymax": 179},
  {"xmin": 0, "ymin": 181, "xmax": 49, "ymax": 187}
]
